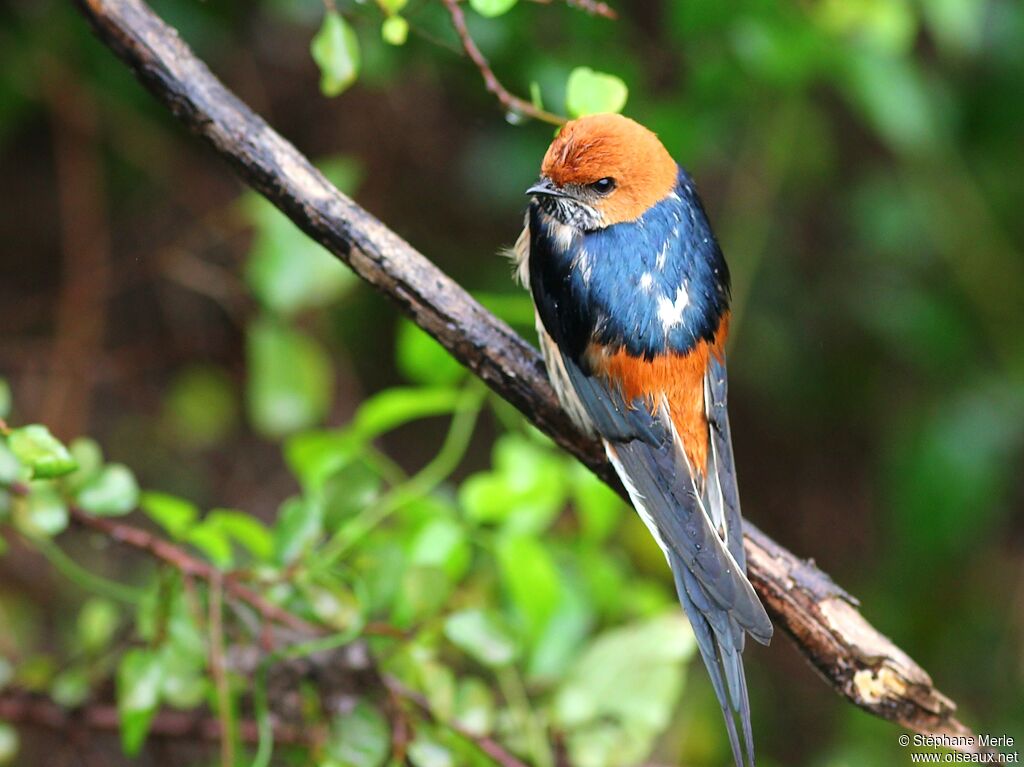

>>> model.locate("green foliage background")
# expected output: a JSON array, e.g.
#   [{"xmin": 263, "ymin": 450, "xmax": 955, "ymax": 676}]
[{"xmin": 0, "ymin": 0, "xmax": 1022, "ymax": 765}]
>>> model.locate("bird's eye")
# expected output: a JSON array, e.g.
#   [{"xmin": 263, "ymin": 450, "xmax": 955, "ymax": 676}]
[{"xmin": 590, "ymin": 177, "xmax": 616, "ymax": 195}]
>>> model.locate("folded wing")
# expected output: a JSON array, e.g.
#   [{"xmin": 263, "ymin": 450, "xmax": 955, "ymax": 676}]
[{"xmin": 543, "ymin": 329, "xmax": 771, "ymax": 767}]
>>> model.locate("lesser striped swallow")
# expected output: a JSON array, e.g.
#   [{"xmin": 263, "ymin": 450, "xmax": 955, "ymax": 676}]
[{"xmin": 514, "ymin": 113, "xmax": 773, "ymax": 767}]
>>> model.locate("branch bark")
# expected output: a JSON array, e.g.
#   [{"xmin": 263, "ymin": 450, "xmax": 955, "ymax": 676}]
[{"xmin": 71, "ymin": 0, "xmax": 979, "ymax": 749}]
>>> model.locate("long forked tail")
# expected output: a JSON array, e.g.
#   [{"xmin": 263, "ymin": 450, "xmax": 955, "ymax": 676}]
[{"xmin": 672, "ymin": 552, "xmax": 757, "ymax": 767}]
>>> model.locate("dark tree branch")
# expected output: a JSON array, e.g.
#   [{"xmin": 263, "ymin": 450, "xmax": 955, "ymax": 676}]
[
  {"xmin": 70, "ymin": 0, "xmax": 979, "ymax": 750},
  {"xmin": 0, "ymin": 690, "xmax": 318, "ymax": 746}
]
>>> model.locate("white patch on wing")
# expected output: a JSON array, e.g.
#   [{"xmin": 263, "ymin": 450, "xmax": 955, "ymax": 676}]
[
  {"xmin": 656, "ymin": 284, "xmax": 690, "ymax": 332},
  {"xmin": 656, "ymin": 241, "xmax": 670, "ymax": 270},
  {"xmin": 605, "ymin": 442, "xmax": 671, "ymax": 563},
  {"xmin": 639, "ymin": 272, "xmax": 654, "ymax": 292}
]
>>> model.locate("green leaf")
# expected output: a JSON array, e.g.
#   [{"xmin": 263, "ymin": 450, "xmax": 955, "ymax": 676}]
[
  {"xmin": 379, "ymin": 0, "xmax": 407, "ymax": 14},
  {"xmin": 0, "ymin": 722, "xmax": 18, "ymax": 765},
  {"xmin": 247, "ymin": 318, "xmax": 335, "ymax": 438},
  {"xmin": 469, "ymin": 0, "xmax": 517, "ymax": 18},
  {"xmin": 117, "ymin": 648, "xmax": 165, "ymax": 755},
  {"xmin": 0, "ymin": 378, "xmax": 10, "ymax": 419},
  {"xmin": 353, "ymin": 387, "xmax": 463, "ymax": 439},
  {"xmin": 453, "ymin": 677, "xmax": 495, "ymax": 736},
  {"xmin": 408, "ymin": 735, "xmax": 454, "ymax": 767},
  {"xmin": 274, "ymin": 496, "xmax": 324, "ymax": 565},
  {"xmin": 393, "ymin": 565, "xmax": 450, "ymax": 627},
  {"xmin": 75, "ymin": 464, "xmax": 139, "ymax": 517},
  {"xmin": 285, "ymin": 429, "xmax": 359, "ymax": 492},
  {"xmin": 886, "ymin": 386, "xmax": 1023, "ymax": 561},
  {"xmin": 0, "ymin": 443, "xmax": 19, "ymax": 485},
  {"xmin": 443, "ymin": 609, "xmax": 519, "ymax": 667},
  {"xmin": 51, "ymin": 666, "xmax": 90, "ymax": 707},
  {"xmin": 815, "ymin": 0, "xmax": 917, "ymax": 55},
  {"xmin": 186, "ymin": 520, "xmax": 234, "ymax": 568},
  {"xmin": 311, "ymin": 11, "xmax": 361, "ymax": 97},
  {"xmin": 77, "ymin": 598, "xmax": 120, "ymax": 652},
  {"xmin": 206, "ymin": 509, "xmax": 274, "ymax": 561},
  {"xmin": 554, "ymin": 613, "xmax": 695, "ymax": 755},
  {"xmin": 842, "ymin": 52, "xmax": 941, "ymax": 155},
  {"xmin": 62, "ymin": 438, "xmax": 104, "ymax": 492},
  {"xmin": 7, "ymin": 425, "xmax": 77, "ymax": 480},
  {"xmin": 16, "ymin": 484, "xmax": 68, "ymax": 537},
  {"xmin": 395, "ymin": 321, "xmax": 464, "ymax": 386},
  {"xmin": 140, "ymin": 492, "xmax": 198, "ymax": 539},
  {"xmin": 325, "ymin": 700, "xmax": 390, "ymax": 767},
  {"xmin": 496, "ymin": 534, "xmax": 561, "ymax": 640},
  {"xmin": 409, "ymin": 518, "xmax": 470, "ymax": 582},
  {"xmin": 571, "ymin": 464, "xmax": 624, "ymax": 541},
  {"xmin": 565, "ymin": 67, "xmax": 628, "ymax": 118},
  {"xmin": 529, "ymin": 81, "xmax": 544, "ymax": 111},
  {"xmin": 159, "ymin": 645, "xmax": 207, "ymax": 709},
  {"xmin": 243, "ymin": 194, "xmax": 356, "ymax": 316},
  {"xmin": 163, "ymin": 365, "xmax": 237, "ymax": 448},
  {"xmin": 322, "ymin": 461, "xmax": 382, "ymax": 531},
  {"xmin": 460, "ymin": 435, "xmax": 566, "ymax": 533},
  {"xmin": 381, "ymin": 15, "xmax": 409, "ymax": 46},
  {"xmin": 305, "ymin": 581, "xmax": 364, "ymax": 631},
  {"xmin": 527, "ymin": 574, "xmax": 592, "ymax": 682}
]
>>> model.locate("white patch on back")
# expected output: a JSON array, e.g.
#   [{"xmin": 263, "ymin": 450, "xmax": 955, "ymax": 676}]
[
  {"xmin": 639, "ymin": 272, "xmax": 654, "ymax": 292},
  {"xmin": 656, "ymin": 284, "xmax": 690, "ymax": 332},
  {"xmin": 656, "ymin": 241, "xmax": 670, "ymax": 270}
]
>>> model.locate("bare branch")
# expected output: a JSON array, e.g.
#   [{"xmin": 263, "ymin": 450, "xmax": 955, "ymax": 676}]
[
  {"xmin": 69, "ymin": 0, "xmax": 980, "ymax": 750},
  {"xmin": 440, "ymin": 0, "xmax": 566, "ymax": 125}
]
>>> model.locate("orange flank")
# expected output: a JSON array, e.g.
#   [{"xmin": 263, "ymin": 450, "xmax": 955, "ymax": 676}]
[
  {"xmin": 541, "ymin": 114, "xmax": 678, "ymax": 226},
  {"xmin": 586, "ymin": 314, "xmax": 730, "ymax": 475}
]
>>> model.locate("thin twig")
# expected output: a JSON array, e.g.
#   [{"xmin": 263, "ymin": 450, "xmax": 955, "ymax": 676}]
[
  {"xmin": 66, "ymin": 505, "xmax": 321, "ymax": 637},
  {"xmin": 208, "ymin": 571, "xmax": 235, "ymax": 767},
  {"xmin": 440, "ymin": 0, "xmax": 565, "ymax": 125},
  {"xmin": 525, "ymin": 0, "xmax": 617, "ymax": 20}
]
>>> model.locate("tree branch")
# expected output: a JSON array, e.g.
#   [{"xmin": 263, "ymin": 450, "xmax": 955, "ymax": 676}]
[
  {"xmin": 71, "ymin": 0, "xmax": 979, "ymax": 750},
  {"xmin": 0, "ymin": 690, "xmax": 317, "ymax": 746}
]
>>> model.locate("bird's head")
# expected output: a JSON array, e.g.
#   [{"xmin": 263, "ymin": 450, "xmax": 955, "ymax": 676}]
[{"xmin": 527, "ymin": 113, "xmax": 678, "ymax": 231}]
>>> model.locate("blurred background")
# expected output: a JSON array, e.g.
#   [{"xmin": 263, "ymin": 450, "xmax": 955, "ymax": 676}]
[{"xmin": 0, "ymin": 0, "xmax": 1022, "ymax": 765}]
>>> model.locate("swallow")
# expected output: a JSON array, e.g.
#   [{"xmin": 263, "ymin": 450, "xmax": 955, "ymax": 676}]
[{"xmin": 514, "ymin": 113, "xmax": 773, "ymax": 767}]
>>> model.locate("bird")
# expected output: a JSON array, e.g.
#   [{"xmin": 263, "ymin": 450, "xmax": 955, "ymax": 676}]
[{"xmin": 513, "ymin": 112, "xmax": 773, "ymax": 767}]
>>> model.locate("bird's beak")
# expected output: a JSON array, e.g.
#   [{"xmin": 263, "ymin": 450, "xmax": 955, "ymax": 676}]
[{"xmin": 525, "ymin": 177, "xmax": 570, "ymax": 198}]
